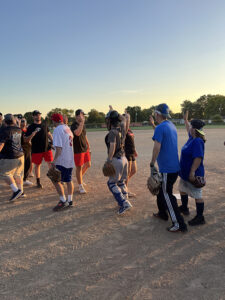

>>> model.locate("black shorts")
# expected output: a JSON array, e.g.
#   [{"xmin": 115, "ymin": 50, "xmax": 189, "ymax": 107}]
[{"xmin": 126, "ymin": 155, "xmax": 136, "ymax": 162}]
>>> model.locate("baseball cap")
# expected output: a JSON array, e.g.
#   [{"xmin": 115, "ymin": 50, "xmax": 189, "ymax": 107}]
[
  {"xmin": 32, "ymin": 110, "xmax": 42, "ymax": 116},
  {"xmin": 108, "ymin": 110, "xmax": 123, "ymax": 122},
  {"xmin": 75, "ymin": 109, "xmax": 86, "ymax": 116},
  {"xmin": 51, "ymin": 113, "xmax": 63, "ymax": 123},
  {"xmin": 4, "ymin": 114, "xmax": 15, "ymax": 124},
  {"xmin": 155, "ymin": 103, "xmax": 171, "ymax": 118},
  {"xmin": 191, "ymin": 119, "xmax": 205, "ymax": 135}
]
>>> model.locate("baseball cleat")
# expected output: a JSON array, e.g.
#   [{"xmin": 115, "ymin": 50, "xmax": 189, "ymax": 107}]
[
  {"xmin": 53, "ymin": 201, "xmax": 69, "ymax": 211},
  {"xmin": 9, "ymin": 190, "xmax": 23, "ymax": 202},
  {"xmin": 167, "ymin": 224, "xmax": 187, "ymax": 233}
]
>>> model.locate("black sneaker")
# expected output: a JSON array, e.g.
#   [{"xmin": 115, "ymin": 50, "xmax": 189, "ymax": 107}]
[
  {"xmin": 153, "ymin": 212, "xmax": 168, "ymax": 221},
  {"xmin": 9, "ymin": 189, "xmax": 23, "ymax": 201},
  {"xmin": 53, "ymin": 201, "xmax": 68, "ymax": 211},
  {"xmin": 167, "ymin": 224, "xmax": 188, "ymax": 233},
  {"xmin": 68, "ymin": 201, "xmax": 73, "ymax": 207},
  {"xmin": 179, "ymin": 205, "xmax": 190, "ymax": 216},
  {"xmin": 188, "ymin": 215, "xmax": 205, "ymax": 226},
  {"xmin": 37, "ymin": 182, "xmax": 43, "ymax": 188}
]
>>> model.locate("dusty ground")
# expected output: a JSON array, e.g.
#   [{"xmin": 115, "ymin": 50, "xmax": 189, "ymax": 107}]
[{"xmin": 0, "ymin": 128, "xmax": 225, "ymax": 300}]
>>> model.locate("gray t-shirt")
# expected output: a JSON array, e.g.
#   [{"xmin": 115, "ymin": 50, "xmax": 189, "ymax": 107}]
[{"xmin": 106, "ymin": 127, "xmax": 125, "ymax": 158}]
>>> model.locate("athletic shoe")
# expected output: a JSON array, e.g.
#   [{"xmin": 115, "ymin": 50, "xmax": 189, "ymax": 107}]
[
  {"xmin": 153, "ymin": 212, "xmax": 169, "ymax": 221},
  {"xmin": 23, "ymin": 180, "xmax": 33, "ymax": 186},
  {"xmin": 167, "ymin": 224, "xmax": 188, "ymax": 233},
  {"xmin": 188, "ymin": 215, "xmax": 205, "ymax": 226},
  {"xmin": 68, "ymin": 201, "xmax": 73, "ymax": 207},
  {"xmin": 179, "ymin": 205, "xmax": 190, "ymax": 216},
  {"xmin": 118, "ymin": 200, "xmax": 132, "ymax": 215},
  {"xmin": 53, "ymin": 201, "xmax": 68, "ymax": 211},
  {"xmin": 9, "ymin": 189, "xmax": 23, "ymax": 201},
  {"xmin": 79, "ymin": 185, "xmax": 86, "ymax": 194},
  {"xmin": 37, "ymin": 182, "xmax": 43, "ymax": 189},
  {"xmin": 20, "ymin": 193, "xmax": 27, "ymax": 198},
  {"xmin": 29, "ymin": 172, "xmax": 34, "ymax": 177}
]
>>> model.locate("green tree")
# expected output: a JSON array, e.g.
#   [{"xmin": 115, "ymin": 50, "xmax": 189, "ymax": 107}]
[
  {"xmin": 180, "ymin": 100, "xmax": 195, "ymax": 118},
  {"xmin": 24, "ymin": 112, "xmax": 33, "ymax": 125},
  {"xmin": 87, "ymin": 109, "xmax": 105, "ymax": 123},
  {"xmin": 125, "ymin": 106, "xmax": 142, "ymax": 122}
]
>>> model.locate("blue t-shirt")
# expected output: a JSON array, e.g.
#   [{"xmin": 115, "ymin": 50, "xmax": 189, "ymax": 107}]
[
  {"xmin": 152, "ymin": 120, "xmax": 180, "ymax": 173},
  {"xmin": 179, "ymin": 135, "xmax": 205, "ymax": 181}
]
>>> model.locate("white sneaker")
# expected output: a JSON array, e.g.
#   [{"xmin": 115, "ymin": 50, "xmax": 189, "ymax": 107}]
[
  {"xmin": 79, "ymin": 185, "xmax": 87, "ymax": 194},
  {"xmin": 23, "ymin": 180, "xmax": 33, "ymax": 186}
]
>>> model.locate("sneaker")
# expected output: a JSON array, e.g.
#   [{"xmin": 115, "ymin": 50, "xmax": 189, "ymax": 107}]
[
  {"xmin": 53, "ymin": 201, "xmax": 68, "ymax": 211},
  {"xmin": 23, "ymin": 180, "xmax": 33, "ymax": 186},
  {"xmin": 29, "ymin": 172, "xmax": 34, "ymax": 177},
  {"xmin": 118, "ymin": 200, "xmax": 132, "ymax": 215},
  {"xmin": 167, "ymin": 224, "xmax": 188, "ymax": 233},
  {"xmin": 68, "ymin": 201, "xmax": 73, "ymax": 207},
  {"xmin": 37, "ymin": 182, "xmax": 43, "ymax": 189},
  {"xmin": 20, "ymin": 193, "xmax": 27, "ymax": 198},
  {"xmin": 79, "ymin": 185, "xmax": 86, "ymax": 194},
  {"xmin": 153, "ymin": 212, "xmax": 169, "ymax": 221},
  {"xmin": 9, "ymin": 189, "xmax": 23, "ymax": 201},
  {"xmin": 188, "ymin": 215, "xmax": 205, "ymax": 226},
  {"xmin": 179, "ymin": 205, "xmax": 190, "ymax": 216}
]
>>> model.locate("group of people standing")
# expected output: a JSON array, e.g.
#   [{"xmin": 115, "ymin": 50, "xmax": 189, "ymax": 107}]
[{"xmin": 0, "ymin": 103, "xmax": 206, "ymax": 233}]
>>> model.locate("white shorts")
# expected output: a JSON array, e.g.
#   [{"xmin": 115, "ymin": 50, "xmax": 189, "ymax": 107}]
[{"xmin": 179, "ymin": 178, "xmax": 202, "ymax": 199}]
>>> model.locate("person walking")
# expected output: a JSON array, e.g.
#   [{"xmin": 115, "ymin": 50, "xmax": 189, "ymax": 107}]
[{"xmin": 150, "ymin": 103, "xmax": 187, "ymax": 232}]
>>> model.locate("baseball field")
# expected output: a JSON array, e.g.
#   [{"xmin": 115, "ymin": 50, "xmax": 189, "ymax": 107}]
[{"xmin": 0, "ymin": 128, "xmax": 225, "ymax": 300}]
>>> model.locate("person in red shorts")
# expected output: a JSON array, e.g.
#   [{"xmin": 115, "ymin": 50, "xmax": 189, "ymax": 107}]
[
  {"xmin": 71, "ymin": 109, "xmax": 91, "ymax": 194},
  {"xmin": 25, "ymin": 110, "xmax": 53, "ymax": 188}
]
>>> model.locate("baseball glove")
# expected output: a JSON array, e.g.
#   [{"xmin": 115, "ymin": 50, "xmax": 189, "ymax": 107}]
[
  {"xmin": 147, "ymin": 166, "xmax": 162, "ymax": 195},
  {"xmin": 190, "ymin": 176, "xmax": 206, "ymax": 188},
  {"xmin": 102, "ymin": 161, "xmax": 116, "ymax": 177},
  {"xmin": 47, "ymin": 167, "xmax": 61, "ymax": 183}
]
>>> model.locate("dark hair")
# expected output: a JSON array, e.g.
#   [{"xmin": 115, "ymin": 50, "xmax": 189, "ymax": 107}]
[{"xmin": 195, "ymin": 129, "xmax": 206, "ymax": 143}]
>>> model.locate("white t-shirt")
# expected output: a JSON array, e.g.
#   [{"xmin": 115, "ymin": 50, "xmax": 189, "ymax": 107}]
[{"xmin": 53, "ymin": 124, "xmax": 74, "ymax": 169}]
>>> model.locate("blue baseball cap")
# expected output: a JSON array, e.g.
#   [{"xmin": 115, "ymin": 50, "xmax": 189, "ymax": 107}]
[{"xmin": 155, "ymin": 103, "xmax": 171, "ymax": 118}]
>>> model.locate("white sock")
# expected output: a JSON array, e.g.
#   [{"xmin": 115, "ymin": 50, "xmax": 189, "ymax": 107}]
[
  {"xmin": 10, "ymin": 184, "xmax": 18, "ymax": 192},
  {"xmin": 60, "ymin": 195, "xmax": 66, "ymax": 202},
  {"xmin": 68, "ymin": 195, "xmax": 73, "ymax": 202}
]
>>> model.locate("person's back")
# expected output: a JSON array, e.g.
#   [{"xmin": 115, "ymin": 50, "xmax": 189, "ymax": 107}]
[
  {"xmin": 153, "ymin": 120, "xmax": 180, "ymax": 173},
  {"xmin": 0, "ymin": 125, "xmax": 23, "ymax": 159}
]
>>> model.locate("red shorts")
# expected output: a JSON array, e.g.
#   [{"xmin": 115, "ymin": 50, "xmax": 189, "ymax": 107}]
[
  {"xmin": 74, "ymin": 151, "xmax": 91, "ymax": 167},
  {"xmin": 32, "ymin": 150, "xmax": 53, "ymax": 165}
]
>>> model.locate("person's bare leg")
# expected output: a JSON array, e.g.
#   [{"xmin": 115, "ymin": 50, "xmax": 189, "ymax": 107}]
[
  {"xmin": 14, "ymin": 175, "xmax": 23, "ymax": 193},
  {"xmin": 35, "ymin": 164, "xmax": 43, "ymax": 187},
  {"xmin": 126, "ymin": 161, "xmax": 137, "ymax": 197},
  {"xmin": 76, "ymin": 166, "xmax": 82, "ymax": 184},
  {"xmin": 53, "ymin": 182, "xmax": 65, "ymax": 197},
  {"xmin": 66, "ymin": 181, "xmax": 74, "ymax": 204},
  {"xmin": 82, "ymin": 161, "xmax": 91, "ymax": 176}
]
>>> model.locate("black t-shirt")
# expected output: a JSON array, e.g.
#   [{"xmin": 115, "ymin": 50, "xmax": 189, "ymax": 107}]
[
  {"xmin": 71, "ymin": 122, "xmax": 87, "ymax": 154},
  {"xmin": 0, "ymin": 126, "xmax": 24, "ymax": 159},
  {"xmin": 105, "ymin": 127, "xmax": 124, "ymax": 158},
  {"xmin": 125, "ymin": 129, "xmax": 135, "ymax": 156},
  {"xmin": 26, "ymin": 123, "xmax": 50, "ymax": 154}
]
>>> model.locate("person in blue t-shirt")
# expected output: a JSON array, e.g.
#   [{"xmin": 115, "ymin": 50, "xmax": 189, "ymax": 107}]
[
  {"xmin": 178, "ymin": 111, "xmax": 206, "ymax": 226},
  {"xmin": 150, "ymin": 103, "xmax": 187, "ymax": 233}
]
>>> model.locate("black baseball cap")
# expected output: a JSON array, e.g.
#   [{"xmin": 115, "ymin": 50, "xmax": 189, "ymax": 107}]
[
  {"xmin": 75, "ymin": 109, "xmax": 86, "ymax": 116},
  {"xmin": 32, "ymin": 110, "xmax": 42, "ymax": 116}
]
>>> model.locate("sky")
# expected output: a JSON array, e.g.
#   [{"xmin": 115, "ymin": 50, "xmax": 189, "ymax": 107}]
[{"xmin": 0, "ymin": 0, "xmax": 225, "ymax": 117}]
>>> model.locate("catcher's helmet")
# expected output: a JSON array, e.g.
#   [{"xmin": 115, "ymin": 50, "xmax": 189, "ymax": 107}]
[{"xmin": 108, "ymin": 110, "xmax": 122, "ymax": 122}]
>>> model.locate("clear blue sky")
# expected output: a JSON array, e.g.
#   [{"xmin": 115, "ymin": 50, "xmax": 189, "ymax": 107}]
[{"xmin": 0, "ymin": 0, "xmax": 225, "ymax": 116}]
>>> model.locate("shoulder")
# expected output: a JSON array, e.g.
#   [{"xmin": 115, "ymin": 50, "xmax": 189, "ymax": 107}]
[{"xmin": 193, "ymin": 137, "xmax": 204, "ymax": 146}]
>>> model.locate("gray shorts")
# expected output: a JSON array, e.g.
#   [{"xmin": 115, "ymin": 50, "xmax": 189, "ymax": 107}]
[{"xmin": 179, "ymin": 178, "xmax": 202, "ymax": 199}]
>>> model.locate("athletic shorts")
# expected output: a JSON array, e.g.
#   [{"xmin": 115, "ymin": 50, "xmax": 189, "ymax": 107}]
[
  {"xmin": 0, "ymin": 156, "xmax": 24, "ymax": 178},
  {"xmin": 126, "ymin": 154, "xmax": 136, "ymax": 162},
  {"xmin": 74, "ymin": 151, "xmax": 91, "ymax": 167},
  {"xmin": 32, "ymin": 150, "xmax": 53, "ymax": 165},
  {"xmin": 56, "ymin": 165, "xmax": 73, "ymax": 182}
]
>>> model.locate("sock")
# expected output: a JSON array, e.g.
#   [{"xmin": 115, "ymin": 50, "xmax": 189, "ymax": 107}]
[
  {"xmin": 37, "ymin": 178, "xmax": 41, "ymax": 184},
  {"xmin": 60, "ymin": 195, "xmax": 66, "ymax": 203},
  {"xmin": 196, "ymin": 202, "xmax": 204, "ymax": 216},
  {"xmin": 10, "ymin": 184, "xmax": 18, "ymax": 192},
  {"xmin": 181, "ymin": 194, "xmax": 188, "ymax": 209},
  {"xmin": 68, "ymin": 195, "xmax": 73, "ymax": 203}
]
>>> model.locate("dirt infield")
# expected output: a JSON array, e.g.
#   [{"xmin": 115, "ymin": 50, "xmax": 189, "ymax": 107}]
[{"xmin": 0, "ymin": 129, "xmax": 225, "ymax": 300}]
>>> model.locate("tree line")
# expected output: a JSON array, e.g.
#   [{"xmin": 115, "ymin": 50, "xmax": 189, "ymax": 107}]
[{"xmin": 23, "ymin": 94, "xmax": 225, "ymax": 125}]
